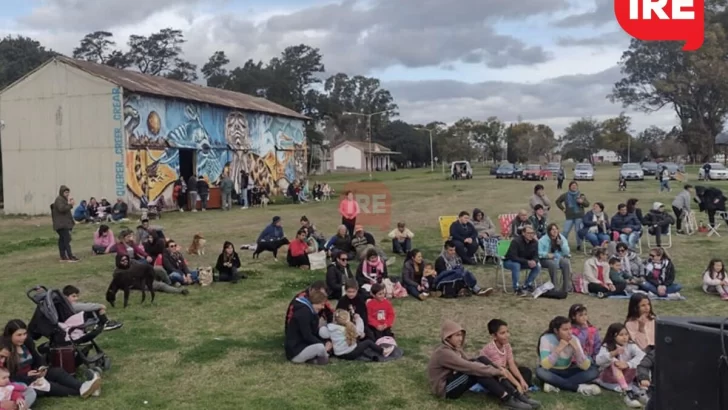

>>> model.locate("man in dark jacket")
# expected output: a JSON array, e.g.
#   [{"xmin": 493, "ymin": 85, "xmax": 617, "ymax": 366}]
[
  {"xmin": 325, "ymin": 252, "xmax": 355, "ymax": 299},
  {"xmin": 285, "ymin": 281, "xmax": 334, "ymax": 332},
  {"xmin": 643, "ymin": 202, "xmax": 674, "ymax": 247},
  {"xmin": 196, "ymin": 176, "xmax": 210, "ymax": 211},
  {"xmin": 284, "ymin": 289, "xmax": 331, "ymax": 364},
  {"xmin": 238, "ymin": 170, "xmax": 249, "ymax": 208},
  {"xmin": 503, "ymin": 225, "xmax": 541, "ymax": 296},
  {"xmin": 51, "ymin": 185, "xmax": 78, "ymax": 262},
  {"xmin": 611, "ymin": 203, "xmax": 642, "ymax": 250},
  {"xmin": 448, "ymin": 211, "xmax": 479, "ymax": 264},
  {"xmin": 694, "ymin": 185, "xmax": 728, "ymax": 227},
  {"xmin": 187, "ymin": 174, "xmax": 198, "ymax": 211}
]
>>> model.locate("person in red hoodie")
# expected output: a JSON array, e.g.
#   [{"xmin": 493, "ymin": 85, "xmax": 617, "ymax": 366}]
[
  {"xmin": 366, "ymin": 283, "xmax": 395, "ymax": 340},
  {"xmin": 339, "ymin": 191, "xmax": 360, "ymax": 237},
  {"xmin": 287, "ymin": 228, "xmax": 313, "ymax": 269}
]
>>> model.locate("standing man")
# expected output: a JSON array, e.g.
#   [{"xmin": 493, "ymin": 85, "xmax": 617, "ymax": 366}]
[
  {"xmin": 239, "ymin": 170, "xmax": 249, "ymax": 209},
  {"xmin": 187, "ymin": 174, "xmax": 198, "ymax": 212},
  {"xmin": 671, "ymin": 184, "xmax": 693, "ymax": 233},
  {"xmin": 51, "ymin": 185, "xmax": 79, "ymax": 262},
  {"xmin": 220, "ymin": 172, "xmax": 234, "ymax": 211}
]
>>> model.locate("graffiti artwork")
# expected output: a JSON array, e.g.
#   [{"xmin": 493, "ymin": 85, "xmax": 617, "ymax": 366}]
[{"xmin": 122, "ymin": 94, "xmax": 306, "ymax": 207}]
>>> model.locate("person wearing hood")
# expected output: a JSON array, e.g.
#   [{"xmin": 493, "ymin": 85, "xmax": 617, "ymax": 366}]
[
  {"xmin": 115, "ymin": 254, "xmax": 189, "ymax": 297},
  {"xmin": 387, "ymin": 222, "xmax": 414, "ymax": 255},
  {"xmin": 434, "ymin": 241, "xmax": 493, "ymax": 297},
  {"xmin": 529, "ymin": 184, "xmax": 551, "ymax": 217},
  {"xmin": 51, "ymin": 185, "xmax": 78, "ymax": 262},
  {"xmin": 611, "ymin": 203, "xmax": 642, "ymax": 250},
  {"xmin": 640, "ymin": 247, "xmax": 681, "ymax": 297},
  {"xmin": 326, "ymin": 251, "xmax": 355, "ymax": 299},
  {"xmin": 219, "ymin": 171, "xmax": 234, "ymax": 211},
  {"xmin": 426, "ymin": 320, "xmax": 534, "ymax": 409},
  {"xmin": 643, "ymin": 202, "xmax": 674, "ymax": 247},
  {"xmin": 284, "ymin": 289, "xmax": 331, "ymax": 364},
  {"xmin": 215, "ymin": 241, "xmax": 243, "ymax": 283},
  {"xmin": 472, "ymin": 208, "xmax": 499, "ymax": 256},
  {"xmin": 694, "ymin": 185, "xmax": 728, "ymax": 227},
  {"xmin": 252, "ymin": 216, "xmax": 289, "ymax": 260},
  {"xmin": 73, "ymin": 200, "xmax": 90, "ymax": 223},
  {"xmin": 285, "ymin": 281, "xmax": 335, "ymax": 334},
  {"xmin": 448, "ymin": 211, "xmax": 479, "ymax": 264},
  {"xmin": 555, "ymin": 181, "xmax": 590, "ymax": 251},
  {"xmin": 579, "ymin": 202, "xmax": 611, "ymax": 247}
]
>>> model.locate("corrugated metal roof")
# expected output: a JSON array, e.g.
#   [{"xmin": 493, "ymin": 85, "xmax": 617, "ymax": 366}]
[
  {"xmin": 56, "ymin": 56, "xmax": 309, "ymax": 121},
  {"xmin": 333, "ymin": 140, "xmax": 399, "ymax": 154}
]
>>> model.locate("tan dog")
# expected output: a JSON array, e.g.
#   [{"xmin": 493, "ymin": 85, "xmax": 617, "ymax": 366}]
[
  {"xmin": 197, "ymin": 266, "xmax": 213, "ymax": 286},
  {"xmin": 188, "ymin": 233, "xmax": 207, "ymax": 255}
]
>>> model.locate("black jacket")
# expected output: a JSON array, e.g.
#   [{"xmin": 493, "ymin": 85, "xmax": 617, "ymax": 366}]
[
  {"xmin": 401, "ymin": 258, "xmax": 424, "ymax": 287},
  {"xmin": 162, "ymin": 249, "xmax": 190, "ymax": 275},
  {"xmin": 504, "ymin": 235, "xmax": 539, "ymax": 265},
  {"xmin": 285, "ymin": 289, "xmax": 334, "ymax": 333},
  {"xmin": 644, "ymin": 259, "xmax": 676, "ymax": 287},
  {"xmin": 8, "ymin": 338, "xmax": 47, "ymax": 385},
  {"xmin": 695, "ymin": 186, "xmax": 727, "ymax": 212},
  {"xmin": 643, "ymin": 210, "xmax": 674, "ymax": 228},
  {"xmin": 215, "ymin": 251, "xmax": 241, "ymax": 275},
  {"xmin": 197, "ymin": 179, "xmax": 210, "ymax": 195},
  {"xmin": 284, "ymin": 298, "xmax": 325, "ymax": 360},
  {"xmin": 336, "ymin": 293, "xmax": 369, "ymax": 328},
  {"xmin": 144, "ymin": 236, "xmax": 166, "ymax": 260},
  {"xmin": 329, "ymin": 234, "xmax": 354, "ymax": 254},
  {"xmin": 325, "ymin": 262, "xmax": 355, "ymax": 299},
  {"xmin": 51, "ymin": 185, "xmax": 74, "ymax": 231}
]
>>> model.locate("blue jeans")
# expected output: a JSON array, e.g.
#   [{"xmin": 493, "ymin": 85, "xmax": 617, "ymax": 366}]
[
  {"xmin": 170, "ymin": 270, "xmax": 199, "ymax": 285},
  {"xmin": 618, "ymin": 232, "xmax": 640, "ymax": 249},
  {"xmin": 562, "ymin": 218, "xmax": 584, "ymax": 246},
  {"xmin": 640, "ymin": 282, "xmax": 682, "ymax": 295},
  {"xmin": 583, "ymin": 232, "xmax": 610, "ymax": 247},
  {"xmin": 434, "ymin": 268, "xmax": 481, "ymax": 292},
  {"xmin": 536, "ymin": 365, "xmax": 599, "ymax": 392},
  {"xmin": 240, "ymin": 188, "xmax": 248, "ymax": 207},
  {"xmin": 111, "ymin": 213, "xmax": 125, "ymax": 221},
  {"xmin": 503, "ymin": 260, "xmax": 541, "ymax": 290},
  {"xmin": 660, "ymin": 179, "xmax": 670, "ymax": 191},
  {"xmin": 392, "ymin": 238, "xmax": 411, "ymax": 254}
]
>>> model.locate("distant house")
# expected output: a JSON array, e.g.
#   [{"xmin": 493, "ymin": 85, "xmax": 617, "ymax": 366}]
[
  {"xmin": 592, "ymin": 149, "xmax": 620, "ymax": 163},
  {"xmin": 331, "ymin": 141, "xmax": 399, "ymax": 171}
]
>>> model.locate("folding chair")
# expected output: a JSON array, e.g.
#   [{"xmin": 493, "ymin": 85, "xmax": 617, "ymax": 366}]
[
  {"xmin": 494, "ymin": 239, "xmax": 512, "ymax": 293},
  {"xmin": 708, "ymin": 211, "xmax": 728, "ymax": 237},
  {"xmin": 498, "ymin": 213, "xmax": 517, "ymax": 238},
  {"xmin": 681, "ymin": 210, "xmax": 697, "ymax": 236},
  {"xmin": 644, "ymin": 225, "xmax": 672, "ymax": 249},
  {"xmin": 438, "ymin": 215, "xmax": 484, "ymax": 262}
]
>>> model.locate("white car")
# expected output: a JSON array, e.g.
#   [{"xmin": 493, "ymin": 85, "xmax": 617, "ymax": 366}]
[
  {"xmin": 699, "ymin": 163, "xmax": 728, "ymax": 180},
  {"xmin": 573, "ymin": 164, "xmax": 594, "ymax": 181},
  {"xmin": 620, "ymin": 163, "xmax": 644, "ymax": 180}
]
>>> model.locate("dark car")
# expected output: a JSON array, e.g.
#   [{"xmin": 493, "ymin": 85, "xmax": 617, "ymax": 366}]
[
  {"xmin": 641, "ymin": 161, "xmax": 659, "ymax": 176},
  {"xmin": 496, "ymin": 163, "xmax": 522, "ymax": 179}
]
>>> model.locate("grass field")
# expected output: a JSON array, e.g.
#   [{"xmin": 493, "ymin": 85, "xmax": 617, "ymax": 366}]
[{"xmin": 1, "ymin": 165, "xmax": 727, "ymax": 410}]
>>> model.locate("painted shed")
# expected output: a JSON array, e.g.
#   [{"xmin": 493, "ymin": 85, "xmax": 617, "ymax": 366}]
[{"xmin": 0, "ymin": 56, "xmax": 309, "ymax": 215}]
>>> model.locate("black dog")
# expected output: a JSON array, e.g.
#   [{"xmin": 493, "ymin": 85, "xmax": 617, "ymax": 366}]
[
  {"xmin": 106, "ymin": 261, "xmax": 156, "ymax": 308},
  {"xmin": 252, "ymin": 238, "xmax": 289, "ymax": 259}
]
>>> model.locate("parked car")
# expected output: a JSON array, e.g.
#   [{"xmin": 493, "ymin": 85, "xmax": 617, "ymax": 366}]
[
  {"xmin": 699, "ymin": 163, "xmax": 728, "ymax": 180},
  {"xmin": 449, "ymin": 161, "xmax": 473, "ymax": 179},
  {"xmin": 495, "ymin": 163, "xmax": 522, "ymax": 179},
  {"xmin": 619, "ymin": 163, "xmax": 644, "ymax": 181},
  {"xmin": 573, "ymin": 163, "xmax": 594, "ymax": 181},
  {"xmin": 641, "ymin": 161, "xmax": 659, "ymax": 176},
  {"xmin": 521, "ymin": 164, "xmax": 551, "ymax": 181},
  {"xmin": 661, "ymin": 162, "xmax": 685, "ymax": 180}
]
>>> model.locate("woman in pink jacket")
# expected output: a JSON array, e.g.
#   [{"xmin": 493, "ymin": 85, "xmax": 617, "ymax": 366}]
[
  {"xmin": 92, "ymin": 224, "xmax": 115, "ymax": 254},
  {"xmin": 339, "ymin": 191, "xmax": 360, "ymax": 237}
]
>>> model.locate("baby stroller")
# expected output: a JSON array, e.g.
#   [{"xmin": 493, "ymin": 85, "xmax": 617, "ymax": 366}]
[
  {"xmin": 26, "ymin": 286, "xmax": 110, "ymax": 375},
  {"xmin": 140, "ymin": 195, "xmax": 165, "ymax": 220}
]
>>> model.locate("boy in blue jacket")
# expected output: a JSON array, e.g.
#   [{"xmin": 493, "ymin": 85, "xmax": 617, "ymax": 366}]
[{"xmin": 253, "ymin": 216, "xmax": 290, "ymax": 260}]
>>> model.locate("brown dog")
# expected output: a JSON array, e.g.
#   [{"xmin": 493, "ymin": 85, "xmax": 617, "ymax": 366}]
[{"xmin": 188, "ymin": 233, "xmax": 207, "ymax": 255}]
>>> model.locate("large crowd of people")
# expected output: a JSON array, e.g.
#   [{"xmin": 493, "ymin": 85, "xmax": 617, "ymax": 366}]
[{"xmin": 2, "ymin": 174, "xmax": 727, "ymax": 410}]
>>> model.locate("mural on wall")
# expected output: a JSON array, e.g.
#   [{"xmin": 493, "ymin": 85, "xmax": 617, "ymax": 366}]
[{"xmin": 122, "ymin": 94, "xmax": 306, "ymax": 206}]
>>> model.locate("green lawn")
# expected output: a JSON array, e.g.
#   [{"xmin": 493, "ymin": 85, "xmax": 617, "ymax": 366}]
[{"xmin": 1, "ymin": 165, "xmax": 726, "ymax": 410}]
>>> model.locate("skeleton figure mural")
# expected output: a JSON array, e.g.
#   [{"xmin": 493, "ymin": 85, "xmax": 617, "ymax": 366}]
[
  {"xmin": 224, "ymin": 111, "xmax": 252, "ymax": 193},
  {"xmin": 167, "ymin": 105, "xmax": 224, "ymax": 183}
]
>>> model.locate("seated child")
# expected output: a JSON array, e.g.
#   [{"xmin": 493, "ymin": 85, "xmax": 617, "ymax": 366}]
[
  {"xmin": 215, "ymin": 241, "xmax": 243, "ymax": 283},
  {"xmin": 366, "ymin": 284, "xmax": 395, "ymax": 340},
  {"xmin": 619, "ymin": 176, "xmax": 627, "ymax": 191},
  {"xmin": 387, "ymin": 222, "xmax": 414, "ymax": 255},
  {"xmin": 62, "ymin": 285, "xmax": 123, "ymax": 331},
  {"xmin": 319, "ymin": 310, "xmax": 394, "ymax": 361},
  {"xmin": 702, "ymin": 258, "xmax": 728, "ymax": 300},
  {"xmin": 426, "ymin": 320, "xmax": 534, "ymax": 409},
  {"xmin": 641, "ymin": 248, "xmax": 682, "ymax": 297},
  {"xmin": 336, "ymin": 279, "xmax": 372, "ymax": 340},
  {"xmin": 0, "ymin": 367, "xmax": 28, "ymax": 410},
  {"xmin": 422, "ymin": 263, "xmax": 436, "ymax": 294},
  {"xmin": 635, "ymin": 346, "xmax": 654, "ymax": 406},
  {"xmin": 595, "ymin": 323, "xmax": 647, "ymax": 407},
  {"xmin": 608, "ymin": 257, "xmax": 642, "ymax": 292},
  {"xmin": 568, "ymin": 304, "xmax": 601, "ymax": 363},
  {"xmin": 480, "ymin": 319, "xmax": 541, "ymax": 407}
]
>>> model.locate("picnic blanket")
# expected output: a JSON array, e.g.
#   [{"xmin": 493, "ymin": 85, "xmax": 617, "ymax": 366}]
[
  {"xmin": 588, "ymin": 293, "xmax": 686, "ymax": 301},
  {"xmin": 354, "ymin": 344, "xmax": 404, "ymax": 362}
]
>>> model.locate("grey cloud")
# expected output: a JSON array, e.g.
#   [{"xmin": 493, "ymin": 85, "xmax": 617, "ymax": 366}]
[
  {"xmin": 556, "ymin": 31, "xmax": 629, "ymax": 47},
  {"xmin": 554, "ymin": 0, "xmax": 614, "ymax": 27}
]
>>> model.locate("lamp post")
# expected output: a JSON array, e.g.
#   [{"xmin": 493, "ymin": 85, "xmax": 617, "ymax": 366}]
[
  {"xmin": 343, "ymin": 110, "xmax": 392, "ymax": 180},
  {"xmin": 414, "ymin": 127, "xmax": 434, "ymax": 172}
]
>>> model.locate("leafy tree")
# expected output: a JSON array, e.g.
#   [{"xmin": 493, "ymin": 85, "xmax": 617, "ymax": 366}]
[
  {"xmin": 125, "ymin": 28, "xmax": 197, "ymax": 81},
  {"xmin": 164, "ymin": 59, "xmax": 198, "ymax": 82},
  {"xmin": 72, "ymin": 31, "xmax": 129, "ymax": 67},
  {"xmin": 600, "ymin": 113, "xmax": 635, "ymax": 161},
  {"xmin": 378, "ymin": 120, "xmax": 430, "ymax": 166},
  {"xmin": 560, "ymin": 118, "xmax": 602, "ymax": 163},
  {"xmin": 201, "ymin": 51, "xmax": 230, "ymax": 88},
  {"xmin": 0, "ymin": 36, "xmax": 55, "ymax": 90},
  {"xmin": 636, "ymin": 126, "xmax": 667, "ymax": 160},
  {"xmin": 504, "ymin": 122, "xmax": 557, "ymax": 163},
  {"xmin": 473, "ymin": 116, "xmax": 506, "ymax": 162}
]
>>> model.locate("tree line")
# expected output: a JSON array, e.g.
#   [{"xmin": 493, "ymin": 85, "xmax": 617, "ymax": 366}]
[{"xmin": 4, "ymin": 5, "xmax": 728, "ymax": 166}]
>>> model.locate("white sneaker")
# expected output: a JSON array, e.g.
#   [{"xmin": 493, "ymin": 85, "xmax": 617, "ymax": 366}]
[
  {"xmin": 385, "ymin": 257, "xmax": 396, "ymax": 267},
  {"xmin": 577, "ymin": 384, "xmax": 601, "ymax": 396},
  {"xmin": 80, "ymin": 373, "xmax": 101, "ymax": 398},
  {"xmin": 543, "ymin": 383, "xmax": 560, "ymax": 393},
  {"xmin": 624, "ymin": 394, "xmax": 643, "ymax": 408},
  {"xmin": 667, "ymin": 292, "xmax": 682, "ymax": 300}
]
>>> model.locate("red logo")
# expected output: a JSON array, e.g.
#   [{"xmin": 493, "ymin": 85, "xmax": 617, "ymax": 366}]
[
  {"xmin": 342, "ymin": 181, "xmax": 392, "ymax": 232},
  {"xmin": 614, "ymin": 0, "xmax": 704, "ymax": 51}
]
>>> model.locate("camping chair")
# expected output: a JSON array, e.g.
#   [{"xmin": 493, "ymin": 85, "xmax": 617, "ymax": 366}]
[
  {"xmin": 682, "ymin": 210, "xmax": 698, "ymax": 236},
  {"xmin": 707, "ymin": 211, "xmax": 728, "ymax": 237},
  {"xmin": 498, "ymin": 213, "xmax": 518, "ymax": 238},
  {"xmin": 494, "ymin": 240, "xmax": 512, "ymax": 293},
  {"xmin": 644, "ymin": 225, "xmax": 672, "ymax": 249},
  {"xmin": 438, "ymin": 216, "xmax": 484, "ymax": 263}
]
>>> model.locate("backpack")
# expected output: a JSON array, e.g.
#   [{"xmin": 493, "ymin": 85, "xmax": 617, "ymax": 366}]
[{"xmin": 436, "ymin": 278, "xmax": 467, "ymax": 298}]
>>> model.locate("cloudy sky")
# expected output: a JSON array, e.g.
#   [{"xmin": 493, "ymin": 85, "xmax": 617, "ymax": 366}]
[{"xmin": 0, "ymin": 0, "xmax": 679, "ymax": 135}]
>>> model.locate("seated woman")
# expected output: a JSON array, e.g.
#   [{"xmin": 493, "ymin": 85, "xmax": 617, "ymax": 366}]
[
  {"xmin": 111, "ymin": 198, "xmax": 128, "ymax": 221},
  {"xmin": 162, "ymin": 239, "xmax": 199, "ymax": 285},
  {"xmin": 96, "ymin": 198, "xmax": 112, "ymax": 222},
  {"xmin": 284, "ymin": 290, "xmax": 330, "ymax": 364},
  {"xmin": 471, "ymin": 208, "xmax": 499, "ymax": 255},
  {"xmin": 73, "ymin": 200, "xmax": 90, "ymax": 223},
  {"xmin": 641, "ymin": 248, "xmax": 682, "ymax": 297},
  {"xmin": 536, "ymin": 316, "xmax": 601, "ymax": 395},
  {"xmin": 582, "ymin": 247, "xmax": 625, "ymax": 297},
  {"xmin": 538, "ymin": 223, "xmax": 572, "ymax": 293},
  {"xmin": 387, "ymin": 222, "xmax": 414, "ymax": 255},
  {"xmin": 143, "ymin": 229, "xmax": 166, "ymax": 262},
  {"xmin": 580, "ymin": 202, "xmax": 611, "ymax": 247},
  {"xmin": 401, "ymin": 249, "xmax": 436, "ymax": 300},
  {"xmin": 215, "ymin": 241, "xmax": 242, "ymax": 283},
  {"xmin": 2, "ymin": 320, "xmax": 101, "ymax": 398},
  {"xmin": 112, "ymin": 229, "xmax": 152, "ymax": 263},
  {"xmin": 612, "ymin": 242, "xmax": 644, "ymax": 280},
  {"xmin": 86, "ymin": 197, "xmax": 99, "ymax": 221},
  {"xmin": 0, "ymin": 339, "xmax": 37, "ymax": 410},
  {"xmin": 253, "ymin": 216, "xmax": 289, "ymax": 261},
  {"xmin": 426, "ymin": 320, "xmax": 534, "ymax": 409},
  {"xmin": 356, "ymin": 248, "xmax": 389, "ymax": 294},
  {"xmin": 325, "ymin": 225, "xmax": 356, "ymax": 261},
  {"xmin": 326, "ymin": 251, "xmax": 355, "ymax": 300},
  {"xmin": 287, "ymin": 228, "xmax": 313, "ymax": 269},
  {"xmin": 92, "ymin": 224, "xmax": 115, "ymax": 254}
]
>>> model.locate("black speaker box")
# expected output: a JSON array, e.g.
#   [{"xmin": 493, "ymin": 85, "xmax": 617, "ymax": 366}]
[{"xmin": 654, "ymin": 316, "xmax": 728, "ymax": 410}]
